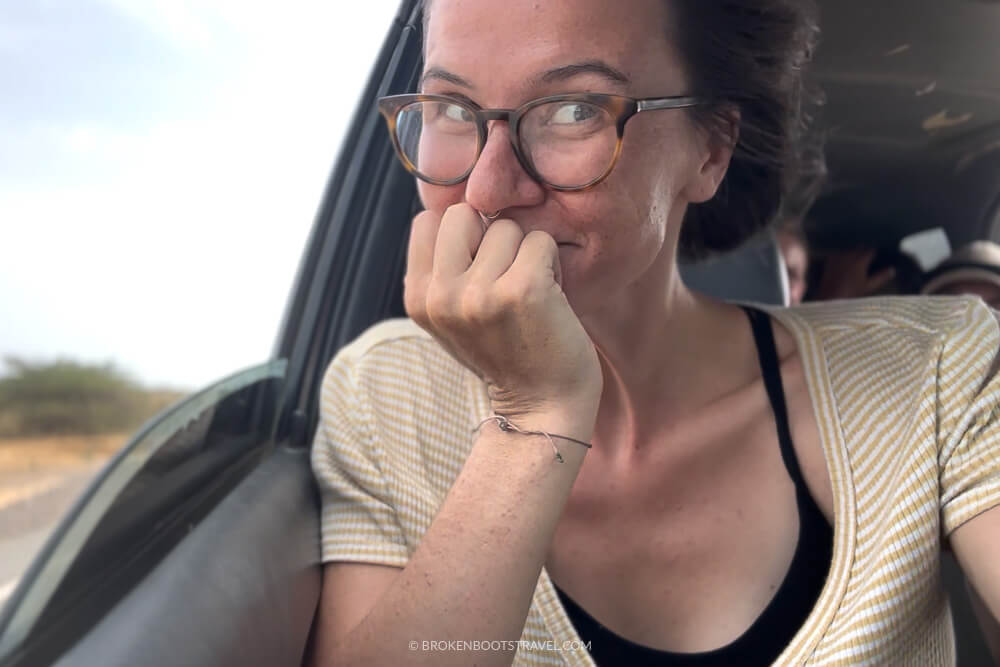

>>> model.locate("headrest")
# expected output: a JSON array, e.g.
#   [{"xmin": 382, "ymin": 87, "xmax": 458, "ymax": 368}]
[{"xmin": 679, "ymin": 231, "xmax": 790, "ymax": 306}]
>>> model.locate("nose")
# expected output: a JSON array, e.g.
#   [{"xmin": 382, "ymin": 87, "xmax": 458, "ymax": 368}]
[{"xmin": 463, "ymin": 122, "xmax": 545, "ymax": 216}]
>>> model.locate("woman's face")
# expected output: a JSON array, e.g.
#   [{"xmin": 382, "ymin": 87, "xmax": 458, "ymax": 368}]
[{"xmin": 419, "ymin": 0, "xmax": 731, "ymax": 314}]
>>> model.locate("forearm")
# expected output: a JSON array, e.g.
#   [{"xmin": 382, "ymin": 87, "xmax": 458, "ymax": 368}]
[{"xmin": 326, "ymin": 414, "xmax": 590, "ymax": 667}]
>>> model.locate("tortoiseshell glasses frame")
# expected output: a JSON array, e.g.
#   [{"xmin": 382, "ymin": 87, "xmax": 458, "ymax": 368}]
[{"xmin": 377, "ymin": 92, "xmax": 706, "ymax": 192}]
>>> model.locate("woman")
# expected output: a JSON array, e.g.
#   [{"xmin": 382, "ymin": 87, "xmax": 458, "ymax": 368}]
[{"xmin": 310, "ymin": 1, "xmax": 1000, "ymax": 665}]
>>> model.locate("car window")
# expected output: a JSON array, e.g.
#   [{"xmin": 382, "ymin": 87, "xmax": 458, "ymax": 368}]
[{"xmin": 0, "ymin": 0, "xmax": 397, "ymax": 618}]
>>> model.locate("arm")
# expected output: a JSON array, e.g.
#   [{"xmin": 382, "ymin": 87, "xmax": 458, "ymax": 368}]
[
  {"xmin": 311, "ymin": 204, "xmax": 603, "ymax": 667},
  {"xmin": 950, "ymin": 507, "xmax": 1000, "ymax": 664},
  {"xmin": 311, "ymin": 411, "xmax": 590, "ymax": 667},
  {"xmin": 941, "ymin": 302, "xmax": 1000, "ymax": 665}
]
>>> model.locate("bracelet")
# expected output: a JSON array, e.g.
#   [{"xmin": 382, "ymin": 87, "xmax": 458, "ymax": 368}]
[{"xmin": 474, "ymin": 414, "xmax": 593, "ymax": 464}]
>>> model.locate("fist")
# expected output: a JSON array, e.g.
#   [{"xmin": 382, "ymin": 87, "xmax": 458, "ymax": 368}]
[{"xmin": 403, "ymin": 203, "xmax": 602, "ymax": 418}]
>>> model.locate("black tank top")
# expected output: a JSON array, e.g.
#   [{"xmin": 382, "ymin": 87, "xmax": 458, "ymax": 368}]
[{"xmin": 553, "ymin": 306, "xmax": 833, "ymax": 666}]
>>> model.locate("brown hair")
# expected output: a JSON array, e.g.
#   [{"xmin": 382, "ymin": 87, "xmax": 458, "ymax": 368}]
[
  {"xmin": 670, "ymin": 0, "xmax": 824, "ymax": 260},
  {"xmin": 419, "ymin": 0, "xmax": 825, "ymax": 260}
]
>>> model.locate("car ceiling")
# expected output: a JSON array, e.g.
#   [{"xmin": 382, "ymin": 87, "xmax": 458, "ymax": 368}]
[{"xmin": 807, "ymin": 0, "xmax": 1000, "ymax": 248}]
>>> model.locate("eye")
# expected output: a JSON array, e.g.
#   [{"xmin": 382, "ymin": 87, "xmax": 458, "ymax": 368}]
[
  {"xmin": 442, "ymin": 103, "xmax": 474, "ymax": 123},
  {"xmin": 549, "ymin": 102, "xmax": 600, "ymax": 125}
]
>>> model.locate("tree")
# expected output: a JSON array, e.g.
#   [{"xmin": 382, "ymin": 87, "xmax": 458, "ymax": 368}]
[{"xmin": 0, "ymin": 357, "xmax": 178, "ymax": 437}]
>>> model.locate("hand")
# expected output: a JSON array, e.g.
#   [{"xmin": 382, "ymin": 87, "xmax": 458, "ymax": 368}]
[{"xmin": 404, "ymin": 203, "xmax": 603, "ymax": 419}]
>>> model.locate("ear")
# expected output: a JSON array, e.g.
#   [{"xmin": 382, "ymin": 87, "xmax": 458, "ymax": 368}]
[{"xmin": 683, "ymin": 108, "xmax": 739, "ymax": 204}]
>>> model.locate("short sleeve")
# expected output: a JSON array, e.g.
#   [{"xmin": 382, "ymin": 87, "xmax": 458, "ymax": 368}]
[
  {"xmin": 310, "ymin": 352, "xmax": 409, "ymax": 567},
  {"xmin": 938, "ymin": 300, "xmax": 1000, "ymax": 536}
]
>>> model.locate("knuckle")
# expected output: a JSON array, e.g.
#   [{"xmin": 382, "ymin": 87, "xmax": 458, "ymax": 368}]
[
  {"xmin": 402, "ymin": 273, "xmax": 422, "ymax": 297},
  {"xmin": 459, "ymin": 287, "xmax": 494, "ymax": 324},
  {"xmin": 488, "ymin": 218, "xmax": 523, "ymax": 238},
  {"xmin": 412, "ymin": 209, "xmax": 439, "ymax": 228},
  {"xmin": 424, "ymin": 282, "xmax": 449, "ymax": 314},
  {"xmin": 445, "ymin": 202, "xmax": 474, "ymax": 221},
  {"xmin": 523, "ymin": 230, "xmax": 557, "ymax": 252},
  {"xmin": 494, "ymin": 281, "xmax": 525, "ymax": 310},
  {"xmin": 519, "ymin": 279, "xmax": 550, "ymax": 307},
  {"xmin": 523, "ymin": 229, "xmax": 554, "ymax": 243},
  {"xmin": 403, "ymin": 292, "xmax": 427, "ymax": 326},
  {"xmin": 425, "ymin": 282, "xmax": 460, "ymax": 327},
  {"xmin": 440, "ymin": 203, "xmax": 483, "ymax": 239},
  {"xmin": 498, "ymin": 273, "xmax": 548, "ymax": 309},
  {"xmin": 402, "ymin": 287, "xmax": 418, "ymax": 313},
  {"xmin": 402, "ymin": 276, "xmax": 423, "ymax": 312}
]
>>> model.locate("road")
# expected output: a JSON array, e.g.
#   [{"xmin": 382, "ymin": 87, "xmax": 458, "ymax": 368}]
[{"xmin": 0, "ymin": 464, "xmax": 102, "ymax": 607}]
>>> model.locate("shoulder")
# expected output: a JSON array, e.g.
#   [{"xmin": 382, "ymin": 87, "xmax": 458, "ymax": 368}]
[
  {"xmin": 316, "ymin": 320, "xmax": 486, "ymax": 503},
  {"xmin": 320, "ymin": 318, "xmax": 484, "ymax": 417},
  {"xmin": 333, "ymin": 318, "xmax": 436, "ymax": 364},
  {"xmin": 769, "ymin": 295, "xmax": 998, "ymax": 350},
  {"xmin": 759, "ymin": 296, "xmax": 999, "ymax": 410},
  {"xmin": 324, "ymin": 318, "xmax": 462, "ymax": 381}
]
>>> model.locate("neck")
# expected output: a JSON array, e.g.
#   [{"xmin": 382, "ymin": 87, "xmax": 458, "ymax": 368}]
[{"xmin": 578, "ymin": 248, "xmax": 755, "ymax": 464}]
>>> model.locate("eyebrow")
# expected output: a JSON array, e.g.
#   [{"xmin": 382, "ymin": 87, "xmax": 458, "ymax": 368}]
[
  {"xmin": 537, "ymin": 60, "xmax": 631, "ymax": 86},
  {"xmin": 420, "ymin": 67, "xmax": 474, "ymax": 89},
  {"xmin": 419, "ymin": 60, "xmax": 631, "ymax": 91}
]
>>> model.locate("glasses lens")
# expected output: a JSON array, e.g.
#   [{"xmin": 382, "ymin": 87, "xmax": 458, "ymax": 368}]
[
  {"xmin": 521, "ymin": 101, "xmax": 617, "ymax": 189},
  {"xmin": 395, "ymin": 101, "xmax": 479, "ymax": 183}
]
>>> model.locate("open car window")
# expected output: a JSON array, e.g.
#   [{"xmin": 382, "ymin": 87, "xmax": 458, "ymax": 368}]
[
  {"xmin": 0, "ymin": 362, "xmax": 285, "ymax": 665},
  {"xmin": 0, "ymin": 2, "xmax": 399, "ymax": 664}
]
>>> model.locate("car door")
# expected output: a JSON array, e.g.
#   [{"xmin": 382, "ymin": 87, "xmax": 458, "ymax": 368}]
[{"xmin": 0, "ymin": 1, "xmax": 423, "ymax": 665}]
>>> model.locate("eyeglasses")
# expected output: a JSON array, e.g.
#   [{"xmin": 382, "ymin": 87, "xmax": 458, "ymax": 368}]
[{"xmin": 377, "ymin": 92, "xmax": 705, "ymax": 192}]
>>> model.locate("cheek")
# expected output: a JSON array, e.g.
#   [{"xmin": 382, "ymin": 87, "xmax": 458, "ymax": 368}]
[
  {"xmin": 608, "ymin": 153, "xmax": 677, "ymax": 249},
  {"xmin": 621, "ymin": 117, "xmax": 701, "ymax": 206},
  {"xmin": 417, "ymin": 181, "xmax": 465, "ymax": 214},
  {"xmin": 566, "ymin": 185, "xmax": 664, "ymax": 266},
  {"xmin": 615, "ymin": 137, "xmax": 674, "ymax": 214}
]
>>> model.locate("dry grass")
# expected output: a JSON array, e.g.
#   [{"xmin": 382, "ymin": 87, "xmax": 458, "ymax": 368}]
[{"xmin": 0, "ymin": 433, "xmax": 126, "ymax": 475}]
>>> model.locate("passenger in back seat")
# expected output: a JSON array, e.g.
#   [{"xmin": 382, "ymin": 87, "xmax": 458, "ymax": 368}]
[{"xmin": 922, "ymin": 240, "xmax": 1000, "ymax": 309}]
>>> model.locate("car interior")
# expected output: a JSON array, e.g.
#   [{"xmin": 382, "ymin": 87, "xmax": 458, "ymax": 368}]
[{"xmin": 1, "ymin": 0, "xmax": 998, "ymax": 665}]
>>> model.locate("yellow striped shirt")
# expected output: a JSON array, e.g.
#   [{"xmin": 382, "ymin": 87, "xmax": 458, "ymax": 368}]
[{"xmin": 311, "ymin": 295, "xmax": 1000, "ymax": 666}]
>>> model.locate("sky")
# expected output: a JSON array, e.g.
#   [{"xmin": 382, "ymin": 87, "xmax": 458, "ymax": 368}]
[{"xmin": 0, "ymin": 0, "xmax": 400, "ymax": 390}]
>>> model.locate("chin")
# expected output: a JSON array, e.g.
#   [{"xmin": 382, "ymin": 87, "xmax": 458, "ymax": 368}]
[{"xmin": 559, "ymin": 270, "xmax": 604, "ymax": 319}]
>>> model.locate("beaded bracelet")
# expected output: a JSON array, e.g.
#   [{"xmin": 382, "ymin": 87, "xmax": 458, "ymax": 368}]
[{"xmin": 474, "ymin": 414, "xmax": 593, "ymax": 464}]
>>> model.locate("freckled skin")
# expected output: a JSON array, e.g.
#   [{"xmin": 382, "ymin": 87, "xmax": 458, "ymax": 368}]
[
  {"xmin": 419, "ymin": 0, "xmax": 721, "ymax": 318},
  {"xmin": 313, "ymin": 5, "xmax": 817, "ymax": 663}
]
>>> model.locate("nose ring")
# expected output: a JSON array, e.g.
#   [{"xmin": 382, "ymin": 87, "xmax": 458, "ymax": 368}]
[{"xmin": 481, "ymin": 210, "xmax": 502, "ymax": 221}]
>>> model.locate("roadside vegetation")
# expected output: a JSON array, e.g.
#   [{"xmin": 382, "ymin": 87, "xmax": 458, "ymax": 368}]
[{"xmin": 0, "ymin": 357, "xmax": 187, "ymax": 438}]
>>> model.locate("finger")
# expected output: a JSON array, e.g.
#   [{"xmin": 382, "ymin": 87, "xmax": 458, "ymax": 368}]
[
  {"xmin": 406, "ymin": 210, "xmax": 440, "ymax": 279},
  {"xmin": 404, "ymin": 210, "xmax": 441, "ymax": 320},
  {"xmin": 433, "ymin": 203, "xmax": 484, "ymax": 279},
  {"xmin": 502, "ymin": 230, "xmax": 562, "ymax": 292},
  {"xmin": 467, "ymin": 219, "xmax": 524, "ymax": 282}
]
